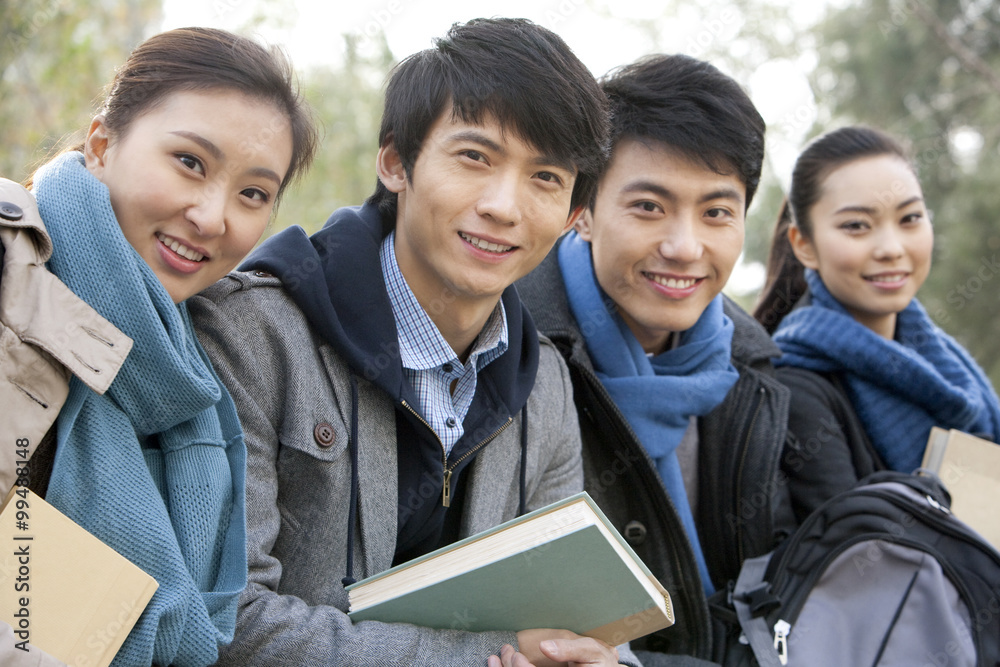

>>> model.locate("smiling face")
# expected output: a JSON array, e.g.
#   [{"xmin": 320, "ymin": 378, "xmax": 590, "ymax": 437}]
[
  {"xmin": 578, "ymin": 139, "xmax": 746, "ymax": 354},
  {"xmin": 790, "ymin": 154, "xmax": 933, "ymax": 339},
  {"xmin": 378, "ymin": 110, "xmax": 580, "ymax": 322},
  {"xmin": 84, "ymin": 89, "xmax": 293, "ymax": 303}
]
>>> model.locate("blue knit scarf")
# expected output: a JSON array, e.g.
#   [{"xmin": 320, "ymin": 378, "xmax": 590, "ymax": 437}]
[
  {"xmin": 559, "ymin": 233, "xmax": 739, "ymax": 595},
  {"xmin": 774, "ymin": 269, "xmax": 1000, "ymax": 472},
  {"xmin": 34, "ymin": 153, "xmax": 247, "ymax": 666}
]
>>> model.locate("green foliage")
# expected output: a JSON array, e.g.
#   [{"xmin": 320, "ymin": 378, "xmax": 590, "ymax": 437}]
[
  {"xmin": 268, "ymin": 33, "xmax": 394, "ymax": 239},
  {"xmin": 0, "ymin": 0, "xmax": 161, "ymax": 183},
  {"xmin": 813, "ymin": 0, "xmax": 1000, "ymax": 386},
  {"xmin": 4, "ymin": 1, "xmax": 996, "ymax": 390}
]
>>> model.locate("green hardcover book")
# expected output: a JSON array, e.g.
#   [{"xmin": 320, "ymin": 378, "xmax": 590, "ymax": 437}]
[{"xmin": 347, "ymin": 491, "xmax": 674, "ymax": 645}]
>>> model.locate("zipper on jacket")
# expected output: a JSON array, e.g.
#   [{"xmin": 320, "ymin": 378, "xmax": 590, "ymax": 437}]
[
  {"xmin": 574, "ymin": 360, "xmax": 714, "ymax": 660},
  {"xmin": 733, "ymin": 386, "xmax": 766, "ymax": 564},
  {"xmin": 400, "ymin": 399, "xmax": 513, "ymax": 507}
]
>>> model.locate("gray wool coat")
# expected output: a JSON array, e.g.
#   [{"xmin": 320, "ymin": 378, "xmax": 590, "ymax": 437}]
[{"xmin": 191, "ymin": 270, "xmax": 640, "ymax": 666}]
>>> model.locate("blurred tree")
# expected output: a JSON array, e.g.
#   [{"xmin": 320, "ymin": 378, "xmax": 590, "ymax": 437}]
[
  {"xmin": 269, "ymin": 32, "xmax": 394, "ymax": 238},
  {"xmin": 1, "ymin": 0, "xmax": 162, "ymax": 182},
  {"xmin": 599, "ymin": 0, "xmax": 832, "ymax": 304},
  {"xmin": 812, "ymin": 0, "xmax": 1000, "ymax": 387}
]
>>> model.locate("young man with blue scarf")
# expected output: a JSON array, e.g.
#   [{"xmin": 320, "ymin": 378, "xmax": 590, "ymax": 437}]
[
  {"xmin": 518, "ymin": 54, "xmax": 795, "ymax": 666},
  {"xmin": 191, "ymin": 18, "xmax": 643, "ymax": 667}
]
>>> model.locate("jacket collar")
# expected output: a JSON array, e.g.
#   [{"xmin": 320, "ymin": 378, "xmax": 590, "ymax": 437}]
[
  {"xmin": 242, "ymin": 203, "xmax": 540, "ymax": 419},
  {"xmin": 0, "ymin": 178, "xmax": 131, "ymax": 396}
]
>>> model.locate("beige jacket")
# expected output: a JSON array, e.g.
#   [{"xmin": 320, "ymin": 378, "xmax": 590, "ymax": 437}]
[{"xmin": 0, "ymin": 178, "xmax": 131, "ymax": 494}]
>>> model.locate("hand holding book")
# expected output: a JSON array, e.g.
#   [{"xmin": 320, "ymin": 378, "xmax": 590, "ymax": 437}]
[
  {"xmin": 348, "ymin": 492, "xmax": 672, "ymax": 662},
  {"xmin": 492, "ymin": 633, "xmax": 622, "ymax": 667}
]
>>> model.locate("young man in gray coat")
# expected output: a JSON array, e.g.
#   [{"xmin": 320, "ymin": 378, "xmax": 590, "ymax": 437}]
[
  {"xmin": 518, "ymin": 55, "xmax": 794, "ymax": 666},
  {"xmin": 191, "ymin": 18, "xmax": 637, "ymax": 667}
]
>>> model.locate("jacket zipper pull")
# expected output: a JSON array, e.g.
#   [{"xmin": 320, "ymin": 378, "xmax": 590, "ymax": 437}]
[
  {"xmin": 773, "ymin": 619, "xmax": 790, "ymax": 665},
  {"xmin": 442, "ymin": 469, "xmax": 452, "ymax": 508}
]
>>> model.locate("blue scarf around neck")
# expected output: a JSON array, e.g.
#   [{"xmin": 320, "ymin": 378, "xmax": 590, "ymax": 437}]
[
  {"xmin": 774, "ymin": 269, "xmax": 1000, "ymax": 472},
  {"xmin": 34, "ymin": 152, "xmax": 247, "ymax": 666},
  {"xmin": 558, "ymin": 232, "xmax": 739, "ymax": 595}
]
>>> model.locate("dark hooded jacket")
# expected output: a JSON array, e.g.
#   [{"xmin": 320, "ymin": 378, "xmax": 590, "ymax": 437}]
[
  {"xmin": 190, "ymin": 204, "xmax": 615, "ymax": 664},
  {"xmin": 244, "ymin": 203, "xmax": 545, "ymax": 561},
  {"xmin": 517, "ymin": 246, "xmax": 795, "ymax": 661}
]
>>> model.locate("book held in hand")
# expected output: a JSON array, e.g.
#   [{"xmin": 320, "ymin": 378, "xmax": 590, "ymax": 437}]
[
  {"xmin": 347, "ymin": 491, "xmax": 674, "ymax": 645},
  {"xmin": 922, "ymin": 427, "xmax": 1000, "ymax": 548},
  {"xmin": 0, "ymin": 485, "xmax": 158, "ymax": 667}
]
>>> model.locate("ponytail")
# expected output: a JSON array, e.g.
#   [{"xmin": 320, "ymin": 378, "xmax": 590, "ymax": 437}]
[{"xmin": 753, "ymin": 200, "xmax": 807, "ymax": 334}]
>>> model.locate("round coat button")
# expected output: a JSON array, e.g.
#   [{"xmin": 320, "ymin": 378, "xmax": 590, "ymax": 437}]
[
  {"xmin": 623, "ymin": 520, "xmax": 647, "ymax": 546},
  {"xmin": 0, "ymin": 202, "xmax": 23, "ymax": 221},
  {"xmin": 313, "ymin": 422, "xmax": 336, "ymax": 448}
]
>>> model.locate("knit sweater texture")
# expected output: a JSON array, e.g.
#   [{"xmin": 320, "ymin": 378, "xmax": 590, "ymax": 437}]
[
  {"xmin": 34, "ymin": 152, "xmax": 246, "ymax": 666},
  {"xmin": 774, "ymin": 270, "xmax": 1000, "ymax": 471}
]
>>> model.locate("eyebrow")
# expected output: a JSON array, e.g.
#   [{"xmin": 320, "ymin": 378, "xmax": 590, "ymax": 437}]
[
  {"xmin": 170, "ymin": 130, "xmax": 282, "ymax": 186},
  {"xmin": 834, "ymin": 196, "xmax": 925, "ymax": 216},
  {"xmin": 171, "ymin": 131, "xmax": 224, "ymax": 161},
  {"xmin": 446, "ymin": 130, "xmax": 577, "ymax": 174},
  {"xmin": 622, "ymin": 180, "xmax": 744, "ymax": 204}
]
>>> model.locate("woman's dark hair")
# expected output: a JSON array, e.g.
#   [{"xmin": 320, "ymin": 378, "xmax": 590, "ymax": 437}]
[
  {"xmin": 753, "ymin": 125, "xmax": 911, "ymax": 333},
  {"xmin": 31, "ymin": 27, "xmax": 317, "ymax": 199},
  {"xmin": 365, "ymin": 17, "xmax": 609, "ymax": 226}
]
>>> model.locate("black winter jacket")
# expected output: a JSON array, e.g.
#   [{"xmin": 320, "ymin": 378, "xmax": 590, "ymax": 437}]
[
  {"xmin": 776, "ymin": 366, "xmax": 884, "ymax": 523},
  {"xmin": 517, "ymin": 248, "xmax": 794, "ymax": 661}
]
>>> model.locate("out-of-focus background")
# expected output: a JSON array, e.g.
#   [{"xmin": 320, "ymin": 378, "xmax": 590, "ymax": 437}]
[{"xmin": 2, "ymin": 0, "xmax": 998, "ymax": 386}]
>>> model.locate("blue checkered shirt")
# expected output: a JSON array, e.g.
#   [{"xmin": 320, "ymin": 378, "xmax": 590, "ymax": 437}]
[{"xmin": 380, "ymin": 232, "xmax": 508, "ymax": 455}]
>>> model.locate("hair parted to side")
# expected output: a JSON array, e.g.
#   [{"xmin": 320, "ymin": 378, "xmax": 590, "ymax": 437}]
[
  {"xmin": 599, "ymin": 53, "xmax": 766, "ymax": 210},
  {"xmin": 36, "ymin": 27, "xmax": 318, "ymax": 200},
  {"xmin": 753, "ymin": 125, "xmax": 912, "ymax": 333},
  {"xmin": 365, "ymin": 17, "xmax": 610, "ymax": 226}
]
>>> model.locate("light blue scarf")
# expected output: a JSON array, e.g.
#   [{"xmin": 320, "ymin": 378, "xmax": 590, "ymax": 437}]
[
  {"xmin": 774, "ymin": 269, "xmax": 1000, "ymax": 472},
  {"xmin": 34, "ymin": 152, "xmax": 246, "ymax": 666},
  {"xmin": 559, "ymin": 232, "xmax": 739, "ymax": 595}
]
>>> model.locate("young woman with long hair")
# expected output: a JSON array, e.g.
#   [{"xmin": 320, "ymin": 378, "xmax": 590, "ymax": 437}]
[{"xmin": 755, "ymin": 125, "xmax": 1000, "ymax": 522}]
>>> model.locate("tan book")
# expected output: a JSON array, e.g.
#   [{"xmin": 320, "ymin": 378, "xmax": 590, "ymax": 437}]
[
  {"xmin": 348, "ymin": 492, "xmax": 674, "ymax": 646},
  {"xmin": 923, "ymin": 427, "xmax": 1000, "ymax": 549},
  {"xmin": 0, "ymin": 485, "xmax": 158, "ymax": 667}
]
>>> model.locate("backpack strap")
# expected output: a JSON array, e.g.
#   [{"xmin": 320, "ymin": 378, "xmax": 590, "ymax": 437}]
[{"xmin": 732, "ymin": 554, "xmax": 784, "ymax": 667}]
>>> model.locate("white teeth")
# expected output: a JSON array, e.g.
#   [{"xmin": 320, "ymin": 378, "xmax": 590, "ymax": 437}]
[
  {"xmin": 460, "ymin": 232, "xmax": 513, "ymax": 253},
  {"xmin": 868, "ymin": 273, "xmax": 906, "ymax": 282},
  {"xmin": 157, "ymin": 233, "xmax": 205, "ymax": 262},
  {"xmin": 648, "ymin": 273, "xmax": 697, "ymax": 289}
]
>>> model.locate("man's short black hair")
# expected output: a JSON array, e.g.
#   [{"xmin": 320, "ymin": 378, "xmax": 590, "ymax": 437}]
[
  {"xmin": 366, "ymin": 17, "xmax": 609, "ymax": 225},
  {"xmin": 599, "ymin": 54, "xmax": 765, "ymax": 209}
]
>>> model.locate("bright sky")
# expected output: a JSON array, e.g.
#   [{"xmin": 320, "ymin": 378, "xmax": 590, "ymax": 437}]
[
  {"xmin": 162, "ymin": 0, "xmax": 825, "ymax": 81},
  {"xmin": 160, "ymin": 0, "xmax": 836, "ymax": 293}
]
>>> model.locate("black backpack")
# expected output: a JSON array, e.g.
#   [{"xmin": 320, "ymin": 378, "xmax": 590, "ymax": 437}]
[{"xmin": 710, "ymin": 470, "xmax": 1000, "ymax": 666}]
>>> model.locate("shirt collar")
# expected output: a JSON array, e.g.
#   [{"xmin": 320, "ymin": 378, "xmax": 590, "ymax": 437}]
[{"xmin": 380, "ymin": 231, "xmax": 508, "ymax": 372}]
